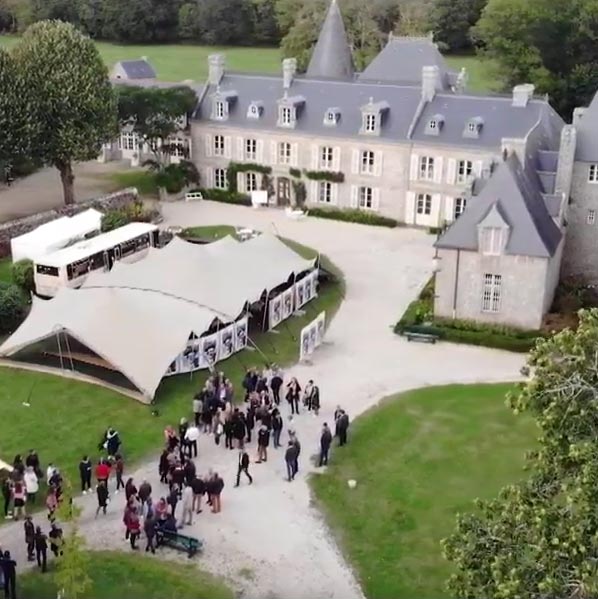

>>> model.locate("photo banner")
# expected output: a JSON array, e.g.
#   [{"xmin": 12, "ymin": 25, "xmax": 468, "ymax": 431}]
[
  {"xmin": 299, "ymin": 310, "xmax": 326, "ymax": 361},
  {"xmin": 201, "ymin": 332, "xmax": 219, "ymax": 370},
  {"xmin": 219, "ymin": 325, "xmax": 235, "ymax": 361},
  {"xmin": 235, "ymin": 317, "xmax": 248, "ymax": 351},
  {"xmin": 282, "ymin": 287, "xmax": 294, "ymax": 320},
  {"xmin": 268, "ymin": 294, "xmax": 283, "ymax": 330},
  {"xmin": 295, "ymin": 278, "xmax": 306, "ymax": 310}
]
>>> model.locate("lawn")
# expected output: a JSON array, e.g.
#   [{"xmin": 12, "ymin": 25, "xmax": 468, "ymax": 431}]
[
  {"xmin": 103, "ymin": 169, "xmax": 160, "ymax": 198},
  {"xmin": 0, "ymin": 227, "xmax": 344, "ymax": 491},
  {"xmin": 0, "ymin": 35, "xmax": 496, "ymax": 92},
  {"xmin": 0, "ymin": 257, "xmax": 12, "ymax": 284},
  {"xmin": 20, "ymin": 550, "xmax": 233, "ymax": 599},
  {"xmin": 310, "ymin": 383, "xmax": 537, "ymax": 599}
]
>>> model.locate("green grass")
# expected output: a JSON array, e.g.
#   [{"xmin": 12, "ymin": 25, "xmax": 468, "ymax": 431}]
[
  {"xmin": 310, "ymin": 383, "xmax": 536, "ymax": 599},
  {"xmin": 102, "ymin": 170, "xmax": 160, "ymax": 198},
  {"xmin": 0, "ymin": 258, "xmax": 12, "ymax": 284},
  {"xmin": 182, "ymin": 225, "xmax": 237, "ymax": 241},
  {"xmin": 0, "ymin": 227, "xmax": 344, "ymax": 491},
  {"xmin": 445, "ymin": 54, "xmax": 501, "ymax": 93},
  {"xmin": 19, "ymin": 550, "xmax": 233, "ymax": 599},
  {"xmin": 0, "ymin": 35, "xmax": 495, "ymax": 92}
]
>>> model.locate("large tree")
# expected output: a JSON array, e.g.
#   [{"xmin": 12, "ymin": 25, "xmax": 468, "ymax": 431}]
[
  {"xmin": 443, "ymin": 309, "xmax": 598, "ymax": 599},
  {"xmin": 195, "ymin": 0, "xmax": 253, "ymax": 45},
  {"xmin": 13, "ymin": 20, "xmax": 117, "ymax": 205},
  {"xmin": 429, "ymin": 0, "xmax": 486, "ymax": 51},
  {"xmin": 474, "ymin": 0, "xmax": 598, "ymax": 118}
]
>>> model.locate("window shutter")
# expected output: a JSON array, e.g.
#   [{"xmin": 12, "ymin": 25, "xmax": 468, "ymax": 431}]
[
  {"xmin": 205, "ymin": 134, "xmax": 213, "ymax": 158},
  {"xmin": 224, "ymin": 136, "xmax": 232, "ymax": 159},
  {"xmin": 474, "ymin": 160, "xmax": 483, "ymax": 177},
  {"xmin": 331, "ymin": 183, "xmax": 339, "ymax": 206},
  {"xmin": 409, "ymin": 154, "xmax": 419, "ymax": 181},
  {"xmin": 270, "ymin": 141, "xmax": 277, "ymax": 165},
  {"xmin": 375, "ymin": 152, "xmax": 383, "ymax": 177},
  {"xmin": 444, "ymin": 196, "xmax": 455, "ymax": 221},
  {"xmin": 405, "ymin": 191, "xmax": 416, "ymax": 224},
  {"xmin": 447, "ymin": 158, "xmax": 457, "ymax": 185},
  {"xmin": 311, "ymin": 145, "xmax": 319, "ymax": 169},
  {"xmin": 256, "ymin": 139, "xmax": 264, "ymax": 163},
  {"xmin": 237, "ymin": 172, "xmax": 244, "ymax": 193},
  {"xmin": 351, "ymin": 149, "xmax": 360, "ymax": 175},
  {"xmin": 291, "ymin": 143, "xmax": 299, "ymax": 167},
  {"xmin": 206, "ymin": 168, "xmax": 214, "ymax": 188},
  {"xmin": 432, "ymin": 193, "xmax": 442, "ymax": 226},
  {"xmin": 350, "ymin": 185, "xmax": 358, "ymax": 208},
  {"xmin": 332, "ymin": 147, "xmax": 341, "ymax": 171},
  {"xmin": 433, "ymin": 157, "xmax": 444, "ymax": 184},
  {"xmin": 372, "ymin": 188, "xmax": 380, "ymax": 211},
  {"xmin": 236, "ymin": 137, "xmax": 244, "ymax": 160},
  {"xmin": 310, "ymin": 180, "xmax": 318, "ymax": 203}
]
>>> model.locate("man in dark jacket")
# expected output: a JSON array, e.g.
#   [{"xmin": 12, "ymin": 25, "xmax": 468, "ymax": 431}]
[
  {"xmin": 336, "ymin": 410, "xmax": 350, "ymax": 446},
  {"xmin": 191, "ymin": 476, "xmax": 205, "ymax": 514},
  {"xmin": 95, "ymin": 480, "xmax": 109, "ymax": 517},
  {"xmin": 211, "ymin": 473, "xmax": 224, "ymax": 513},
  {"xmin": 319, "ymin": 423, "xmax": 333, "ymax": 466},
  {"xmin": 144, "ymin": 513, "xmax": 156, "ymax": 554},
  {"xmin": 138, "ymin": 480, "xmax": 152, "ymax": 504},
  {"xmin": 1, "ymin": 550, "xmax": 16, "ymax": 597},
  {"xmin": 235, "ymin": 451, "xmax": 253, "ymax": 487},
  {"xmin": 270, "ymin": 369, "xmax": 283, "ymax": 405},
  {"xmin": 232, "ymin": 410, "xmax": 246, "ymax": 450},
  {"xmin": 257, "ymin": 426, "xmax": 270, "ymax": 463},
  {"xmin": 24, "ymin": 516, "xmax": 35, "ymax": 561},
  {"xmin": 34, "ymin": 527, "xmax": 47, "ymax": 573},
  {"xmin": 25, "ymin": 450, "xmax": 42, "ymax": 479},
  {"xmin": 271, "ymin": 409, "xmax": 283, "ymax": 448},
  {"xmin": 49, "ymin": 523, "xmax": 63, "ymax": 557},
  {"xmin": 184, "ymin": 460, "xmax": 196, "ymax": 487},
  {"xmin": 79, "ymin": 455, "xmax": 92, "ymax": 494},
  {"xmin": 284, "ymin": 442, "xmax": 299, "ymax": 482},
  {"xmin": 245, "ymin": 406, "xmax": 255, "ymax": 443}
]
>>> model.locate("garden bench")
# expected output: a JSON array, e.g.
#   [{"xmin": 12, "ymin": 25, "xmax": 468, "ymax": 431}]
[
  {"xmin": 404, "ymin": 331, "xmax": 439, "ymax": 344},
  {"xmin": 156, "ymin": 528, "xmax": 203, "ymax": 558},
  {"xmin": 185, "ymin": 191, "xmax": 203, "ymax": 202}
]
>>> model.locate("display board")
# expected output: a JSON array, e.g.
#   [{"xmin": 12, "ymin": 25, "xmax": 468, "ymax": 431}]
[{"xmin": 299, "ymin": 311, "xmax": 326, "ymax": 361}]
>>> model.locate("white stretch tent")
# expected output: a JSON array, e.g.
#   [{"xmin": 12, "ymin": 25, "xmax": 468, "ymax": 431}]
[
  {"xmin": 0, "ymin": 234, "xmax": 316, "ymax": 400},
  {"xmin": 11, "ymin": 209, "xmax": 103, "ymax": 262}
]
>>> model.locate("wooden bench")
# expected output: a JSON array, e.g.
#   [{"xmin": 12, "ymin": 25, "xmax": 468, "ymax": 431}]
[
  {"xmin": 405, "ymin": 331, "xmax": 439, "ymax": 344},
  {"xmin": 156, "ymin": 529, "xmax": 203, "ymax": 558}
]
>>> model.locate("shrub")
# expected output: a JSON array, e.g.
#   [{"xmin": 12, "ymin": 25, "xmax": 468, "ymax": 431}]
[
  {"xmin": 304, "ymin": 170, "xmax": 345, "ymax": 183},
  {"xmin": 200, "ymin": 188, "xmax": 251, "ymax": 206},
  {"xmin": 0, "ymin": 283, "xmax": 28, "ymax": 334},
  {"xmin": 101, "ymin": 201, "xmax": 157, "ymax": 232},
  {"xmin": 307, "ymin": 207, "xmax": 398, "ymax": 228},
  {"xmin": 11, "ymin": 259, "xmax": 34, "ymax": 293}
]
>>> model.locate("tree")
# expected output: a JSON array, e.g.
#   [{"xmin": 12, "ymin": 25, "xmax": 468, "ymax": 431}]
[
  {"xmin": 429, "ymin": 0, "xmax": 486, "ymax": 51},
  {"xmin": 0, "ymin": 283, "xmax": 27, "ymax": 334},
  {"xmin": 11, "ymin": 259, "xmax": 34, "ymax": 293},
  {"xmin": 443, "ymin": 308, "xmax": 598, "ymax": 599},
  {"xmin": 474, "ymin": 0, "xmax": 598, "ymax": 118},
  {"xmin": 196, "ymin": 0, "xmax": 254, "ymax": 45},
  {"xmin": 251, "ymin": 0, "xmax": 280, "ymax": 45},
  {"xmin": 13, "ymin": 21, "xmax": 118, "ymax": 205},
  {"xmin": 78, "ymin": 0, "xmax": 106, "ymax": 38},
  {"xmin": 178, "ymin": 1, "xmax": 200, "ymax": 40}
]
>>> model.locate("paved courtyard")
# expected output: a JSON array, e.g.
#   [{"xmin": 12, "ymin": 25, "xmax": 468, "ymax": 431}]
[{"xmin": 0, "ymin": 201, "xmax": 526, "ymax": 598}]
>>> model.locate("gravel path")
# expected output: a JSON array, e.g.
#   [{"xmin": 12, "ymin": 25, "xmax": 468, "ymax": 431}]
[{"xmin": 0, "ymin": 202, "xmax": 526, "ymax": 598}]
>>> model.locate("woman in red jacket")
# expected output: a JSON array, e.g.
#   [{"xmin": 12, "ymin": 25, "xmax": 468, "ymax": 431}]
[
  {"xmin": 125, "ymin": 507, "xmax": 141, "ymax": 550},
  {"xmin": 95, "ymin": 459, "xmax": 110, "ymax": 487}
]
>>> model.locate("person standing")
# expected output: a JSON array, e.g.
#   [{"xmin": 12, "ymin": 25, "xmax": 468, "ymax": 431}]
[
  {"xmin": 114, "ymin": 454, "xmax": 125, "ymax": 493},
  {"xmin": 311, "ymin": 383, "xmax": 321, "ymax": 416},
  {"xmin": 319, "ymin": 423, "xmax": 333, "ymax": 466},
  {"xmin": 245, "ymin": 405, "xmax": 255, "ymax": 444},
  {"xmin": 49, "ymin": 523, "xmax": 63, "ymax": 557},
  {"xmin": 184, "ymin": 423, "xmax": 200, "ymax": 458},
  {"xmin": 1, "ymin": 551, "xmax": 16, "ymax": 598},
  {"xmin": 26, "ymin": 450, "xmax": 42, "ymax": 479},
  {"xmin": 286, "ymin": 378, "xmax": 301, "ymax": 415},
  {"xmin": 167, "ymin": 485, "xmax": 179, "ymax": 519},
  {"xmin": 211, "ymin": 473, "xmax": 224, "ymax": 513},
  {"xmin": 180, "ymin": 485, "xmax": 194, "ymax": 527},
  {"xmin": 127, "ymin": 508, "xmax": 141, "ymax": 550},
  {"xmin": 24, "ymin": 467, "xmax": 38, "ymax": 505},
  {"xmin": 271, "ymin": 409, "xmax": 283, "ymax": 448},
  {"xmin": 144, "ymin": 513, "xmax": 156, "ymax": 554},
  {"xmin": 336, "ymin": 410, "xmax": 350, "ymax": 446},
  {"xmin": 45, "ymin": 487, "xmax": 58, "ymax": 522},
  {"xmin": 2, "ymin": 478, "xmax": 11, "ymax": 519},
  {"xmin": 191, "ymin": 476, "xmax": 205, "ymax": 514},
  {"xmin": 284, "ymin": 442, "xmax": 298, "ymax": 482},
  {"xmin": 125, "ymin": 478, "xmax": 137, "ymax": 503},
  {"xmin": 256, "ymin": 426, "xmax": 270, "ymax": 463},
  {"xmin": 12, "ymin": 482, "xmax": 25, "ymax": 521},
  {"xmin": 95, "ymin": 458, "xmax": 110, "ymax": 488},
  {"xmin": 138, "ymin": 480, "xmax": 152, "ymax": 505},
  {"xmin": 95, "ymin": 480, "xmax": 109, "ymax": 517},
  {"xmin": 270, "ymin": 366, "xmax": 283, "ymax": 405},
  {"xmin": 34, "ymin": 526, "xmax": 47, "ymax": 573},
  {"xmin": 79, "ymin": 456, "xmax": 92, "ymax": 495},
  {"xmin": 192, "ymin": 393, "xmax": 202, "ymax": 427},
  {"xmin": 235, "ymin": 451, "xmax": 253, "ymax": 487},
  {"xmin": 24, "ymin": 516, "xmax": 35, "ymax": 562}
]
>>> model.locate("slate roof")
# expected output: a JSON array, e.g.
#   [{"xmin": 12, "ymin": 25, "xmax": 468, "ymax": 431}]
[
  {"xmin": 359, "ymin": 36, "xmax": 452, "ymax": 87},
  {"xmin": 575, "ymin": 90, "xmax": 598, "ymax": 162},
  {"xmin": 436, "ymin": 153, "xmax": 562, "ymax": 258},
  {"xmin": 306, "ymin": 0, "xmax": 354, "ymax": 80},
  {"xmin": 115, "ymin": 59, "xmax": 157, "ymax": 80}
]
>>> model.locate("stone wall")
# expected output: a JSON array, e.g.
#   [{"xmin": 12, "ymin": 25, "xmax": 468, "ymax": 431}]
[{"xmin": 0, "ymin": 188, "xmax": 139, "ymax": 258}]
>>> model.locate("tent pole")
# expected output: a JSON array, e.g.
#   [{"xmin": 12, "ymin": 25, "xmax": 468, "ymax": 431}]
[
  {"xmin": 261, "ymin": 292, "xmax": 269, "ymax": 332},
  {"xmin": 55, "ymin": 330, "xmax": 64, "ymax": 371},
  {"xmin": 63, "ymin": 333, "xmax": 75, "ymax": 371}
]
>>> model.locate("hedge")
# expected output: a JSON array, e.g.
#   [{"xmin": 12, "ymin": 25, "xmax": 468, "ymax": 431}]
[
  {"xmin": 304, "ymin": 170, "xmax": 345, "ymax": 183},
  {"xmin": 0, "ymin": 282, "xmax": 28, "ymax": 334},
  {"xmin": 308, "ymin": 207, "xmax": 398, "ymax": 228},
  {"xmin": 199, "ymin": 188, "xmax": 252, "ymax": 206},
  {"xmin": 11, "ymin": 259, "xmax": 34, "ymax": 294}
]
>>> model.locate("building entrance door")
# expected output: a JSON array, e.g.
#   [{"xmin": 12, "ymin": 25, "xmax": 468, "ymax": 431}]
[{"xmin": 277, "ymin": 177, "xmax": 291, "ymax": 206}]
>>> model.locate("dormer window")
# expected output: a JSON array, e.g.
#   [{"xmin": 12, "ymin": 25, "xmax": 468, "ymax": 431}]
[
  {"xmin": 215, "ymin": 101, "xmax": 225, "ymax": 119},
  {"xmin": 277, "ymin": 95, "xmax": 304, "ymax": 128},
  {"xmin": 211, "ymin": 89, "xmax": 237, "ymax": 121},
  {"xmin": 360, "ymin": 98, "xmax": 389, "ymax": 136},
  {"xmin": 365, "ymin": 114, "xmax": 377, "ymax": 132},
  {"xmin": 324, "ymin": 108, "xmax": 340, "ymax": 126},
  {"xmin": 464, "ymin": 117, "xmax": 484, "ymax": 138},
  {"xmin": 480, "ymin": 227, "xmax": 504, "ymax": 255},
  {"xmin": 281, "ymin": 106, "xmax": 293, "ymax": 126},
  {"xmin": 247, "ymin": 101, "xmax": 263, "ymax": 119},
  {"xmin": 425, "ymin": 114, "xmax": 445, "ymax": 136}
]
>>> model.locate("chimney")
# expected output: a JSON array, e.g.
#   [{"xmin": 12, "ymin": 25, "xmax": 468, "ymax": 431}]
[
  {"xmin": 573, "ymin": 107, "xmax": 586, "ymax": 125},
  {"xmin": 282, "ymin": 58, "xmax": 297, "ymax": 90},
  {"xmin": 512, "ymin": 83, "xmax": 535, "ymax": 107},
  {"xmin": 421, "ymin": 65, "xmax": 440, "ymax": 102},
  {"xmin": 208, "ymin": 54, "xmax": 225, "ymax": 86}
]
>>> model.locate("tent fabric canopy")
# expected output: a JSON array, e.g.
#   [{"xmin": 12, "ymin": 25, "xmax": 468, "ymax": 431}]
[{"xmin": 0, "ymin": 234, "xmax": 315, "ymax": 400}]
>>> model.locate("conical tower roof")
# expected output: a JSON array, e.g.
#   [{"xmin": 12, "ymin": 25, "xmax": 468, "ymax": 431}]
[{"xmin": 306, "ymin": 0, "xmax": 354, "ymax": 80}]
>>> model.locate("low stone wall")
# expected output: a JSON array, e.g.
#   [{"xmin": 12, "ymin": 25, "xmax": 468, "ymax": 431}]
[{"xmin": 0, "ymin": 188, "xmax": 139, "ymax": 258}]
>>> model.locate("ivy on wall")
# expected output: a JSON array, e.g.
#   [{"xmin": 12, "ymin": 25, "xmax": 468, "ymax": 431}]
[
  {"xmin": 227, "ymin": 161, "xmax": 273, "ymax": 192},
  {"xmin": 303, "ymin": 170, "xmax": 345, "ymax": 183}
]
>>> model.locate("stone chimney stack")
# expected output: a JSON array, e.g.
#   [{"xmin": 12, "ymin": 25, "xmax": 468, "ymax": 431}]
[
  {"xmin": 282, "ymin": 58, "xmax": 297, "ymax": 89},
  {"xmin": 421, "ymin": 65, "xmax": 440, "ymax": 102},
  {"xmin": 512, "ymin": 83, "xmax": 535, "ymax": 107},
  {"xmin": 208, "ymin": 54, "xmax": 225, "ymax": 86}
]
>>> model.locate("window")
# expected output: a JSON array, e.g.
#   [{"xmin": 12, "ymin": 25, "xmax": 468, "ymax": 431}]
[
  {"xmin": 120, "ymin": 132, "xmax": 138, "ymax": 151},
  {"xmin": 280, "ymin": 106, "xmax": 293, "ymax": 126},
  {"xmin": 454, "ymin": 197, "xmax": 467, "ymax": 219},
  {"xmin": 429, "ymin": 119, "xmax": 437, "ymax": 130},
  {"xmin": 279, "ymin": 142, "xmax": 292, "ymax": 164},
  {"xmin": 245, "ymin": 138, "xmax": 257, "ymax": 161},
  {"xmin": 468, "ymin": 121, "xmax": 477, "ymax": 133},
  {"xmin": 245, "ymin": 172, "xmax": 257, "ymax": 192},
  {"xmin": 589, "ymin": 164, "xmax": 598, "ymax": 183},
  {"xmin": 361, "ymin": 150, "xmax": 375, "ymax": 175},
  {"xmin": 419, "ymin": 156, "xmax": 434, "ymax": 180},
  {"xmin": 325, "ymin": 111, "xmax": 338, "ymax": 125},
  {"xmin": 365, "ymin": 113, "xmax": 377, "ymax": 133},
  {"xmin": 171, "ymin": 139, "xmax": 185, "ymax": 158},
  {"xmin": 359, "ymin": 186, "xmax": 373, "ymax": 209},
  {"xmin": 588, "ymin": 209, "xmax": 596, "ymax": 225},
  {"xmin": 318, "ymin": 181, "xmax": 332, "ymax": 203},
  {"xmin": 480, "ymin": 227, "xmax": 503, "ymax": 255},
  {"xmin": 215, "ymin": 168, "xmax": 228, "ymax": 189},
  {"xmin": 482, "ymin": 274, "xmax": 502, "ymax": 313},
  {"xmin": 215, "ymin": 101, "xmax": 225, "ymax": 119},
  {"xmin": 457, "ymin": 160, "xmax": 473, "ymax": 183},
  {"xmin": 320, "ymin": 146, "xmax": 334, "ymax": 169},
  {"xmin": 35, "ymin": 264, "xmax": 59, "ymax": 277},
  {"xmin": 214, "ymin": 135, "xmax": 225, "ymax": 156},
  {"xmin": 416, "ymin": 193, "xmax": 432, "ymax": 215}
]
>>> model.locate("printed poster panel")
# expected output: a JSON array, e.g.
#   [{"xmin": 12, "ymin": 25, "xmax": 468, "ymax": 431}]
[
  {"xmin": 315, "ymin": 311, "xmax": 326, "ymax": 346},
  {"xmin": 235, "ymin": 317, "xmax": 248, "ymax": 351},
  {"xmin": 219, "ymin": 325, "xmax": 235, "ymax": 361},
  {"xmin": 299, "ymin": 311, "xmax": 326, "ymax": 361},
  {"xmin": 300, "ymin": 325, "xmax": 312, "ymax": 361},
  {"xmin": 268, "ymin": 295, "xmax": 283, "ymax": 330},
  {"xmin": 179, "ymin": 339, "xmax": 201, "ymax": 374},
  {"xmin": 201, "ymin": 332, "xmax": 219, "ymax": 369},
  {"xmin": 303, "ymin": 276, "xmax": 313, "ymax": 304},
  {"xmin": 309, "ymin": 269, "xmax": 319, "ymax": 298},
  {"xmin": 282, "ymin": 288, "xmax": 294, "ymax": 320},
  {"xmin": 295, "ymin": 279, "xmax": 306, "ymax": 309}
]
